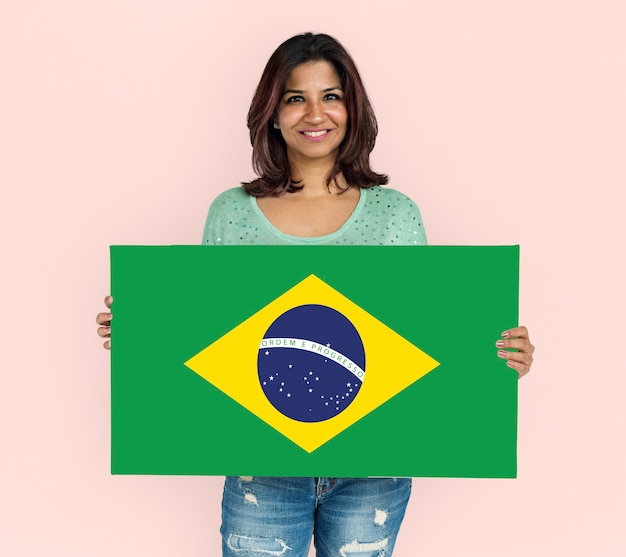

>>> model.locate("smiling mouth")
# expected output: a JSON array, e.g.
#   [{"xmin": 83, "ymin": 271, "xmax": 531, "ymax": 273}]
[{"xmin": 301, "ymin": 130, "xmax": 330, "ymax": 137}]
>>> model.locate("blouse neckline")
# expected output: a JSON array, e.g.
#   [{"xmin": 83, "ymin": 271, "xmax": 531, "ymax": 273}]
[{"xmin": 250, "ymin": 188, "xmax": 367, "ymax": 244}]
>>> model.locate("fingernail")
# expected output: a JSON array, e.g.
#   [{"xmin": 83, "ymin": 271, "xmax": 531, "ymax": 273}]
[
  {"xmin": 105, "ymin": 313, "xmax": 112, "ymax": 320},
  {"xmin": 501, "ymin": 331, "xmax": 510, "ymax": 338},
  {"xmin": 105, "ymin": 327, "xmax": 111, "ymax": 334},
  {"xmin": 495, "ymin": 340, "xmax": 505, "ymax": 347},
  {"xmin": 498, "ymin": 350, "xmax": 507, "ymax": 358},
  {"xmin": 506, "ymin": 360, "xmax": 516, "ymax": 368}
]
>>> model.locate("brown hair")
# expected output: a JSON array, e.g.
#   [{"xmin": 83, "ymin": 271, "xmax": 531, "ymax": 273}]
[{"xmin": 242, "ymin": 33, "xmax": 388, "ymax": 197}]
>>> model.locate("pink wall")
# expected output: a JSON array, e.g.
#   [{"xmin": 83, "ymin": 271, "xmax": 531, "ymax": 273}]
[{"xmin": 2, "ymin": 1, "xmax": 625, "ymax": 555}]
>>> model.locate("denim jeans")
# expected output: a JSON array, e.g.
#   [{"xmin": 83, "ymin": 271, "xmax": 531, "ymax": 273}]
[{"xmin": 221, "ymin": 476, "xmax": 412, "ymax": 557}]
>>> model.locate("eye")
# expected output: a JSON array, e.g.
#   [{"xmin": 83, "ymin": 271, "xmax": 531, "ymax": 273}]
[
  {"xmin": 286, "ymin": 95, "xmax": 305, "ymax": 103},
  {"xmin": 324, "ymin": 93, "xmax": 342, "ymax": 101}
]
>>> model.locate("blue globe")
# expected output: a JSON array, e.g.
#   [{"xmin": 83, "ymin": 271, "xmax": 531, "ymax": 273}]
[{"xmin": 258, "ymin": 304, "xmax": 365, "ymax": 422}]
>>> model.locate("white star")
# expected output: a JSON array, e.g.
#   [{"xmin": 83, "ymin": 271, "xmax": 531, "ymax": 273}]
[
  {"xmin": 279, "ymin": 388, "xmax": 283, "ymax": 392},
  {"xmin": 287, "ymin": 393, "xmax": 291, "ymax": 397},
  {"xmin": 281, "ymin": 382, "xmax": 285, "ymax": 386},
  {"xmin": 326, "ymin": 343, "xmax": 331, "ymax": 347},
  {"xmin": 269, "ymin": 375, "xmax": 274, "ymax": 381},
  {"xmin": 263, "ymin": 381, "xmax": 267, "ymax": 385},
  {"xmin": 309, "ymin": 371, "xmax": 313, "ymax": 375},
  {"xmin": 265, "ymin": 351, "xmax": 269, "ymax": 356},
  {"xmin": 315, "ymin": 376, "xmax": 319, "ymax": 381},
  {"xmin": 308, "ymin": 388, "xmax": 313, "ymax": 393},
  {"xmin": 347, "ymin": 382, "xmax": 351, "ymax": 387},
  {"xmin": 288, "ymin": 364, "xmax": 292, "ymax": 368}
]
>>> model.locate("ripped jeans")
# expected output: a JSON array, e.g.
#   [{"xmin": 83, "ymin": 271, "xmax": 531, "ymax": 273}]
[{"xmin": 221, "ymin": 476, "xmax": 412, "ymax": 557}]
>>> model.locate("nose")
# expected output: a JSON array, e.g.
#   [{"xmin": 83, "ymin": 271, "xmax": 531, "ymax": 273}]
[{"xmin": 304, "ymin": 100, "xmax": 324, "ymax": 124}]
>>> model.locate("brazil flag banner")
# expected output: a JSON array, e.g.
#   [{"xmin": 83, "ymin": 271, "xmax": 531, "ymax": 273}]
[{"xmin": 110, "ymin": 246, "xmax": 519, "ymax": 478}]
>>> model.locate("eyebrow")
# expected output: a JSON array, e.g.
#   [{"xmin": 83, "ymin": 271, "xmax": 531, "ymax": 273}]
[{"xmin": 282, "ymin": 86, "xmax": 343, "ymax": 95}]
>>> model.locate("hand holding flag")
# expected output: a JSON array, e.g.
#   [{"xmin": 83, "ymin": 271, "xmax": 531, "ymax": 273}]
[
  {"xmin": 96, "ymin": 295, "xmax": 113, "ymax": 350},
  {"xmin": 496, "ymin": 326, "xmax": 534, "ymax": 378}
]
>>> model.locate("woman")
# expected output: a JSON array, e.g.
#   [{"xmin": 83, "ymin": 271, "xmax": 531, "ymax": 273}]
[{"xmin": 97, "ymin": 32, "xmax": 534, "ymax": 557}]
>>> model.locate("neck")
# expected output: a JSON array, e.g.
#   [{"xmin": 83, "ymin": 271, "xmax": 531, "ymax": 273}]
[{"xmin": 289, "ymin": 157, "xmax": 347, "ymax": 197}]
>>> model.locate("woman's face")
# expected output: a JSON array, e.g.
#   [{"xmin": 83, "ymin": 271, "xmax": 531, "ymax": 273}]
[{"xmin": 276, "ymin": 60, "xmax": 348, "ymax": 169}]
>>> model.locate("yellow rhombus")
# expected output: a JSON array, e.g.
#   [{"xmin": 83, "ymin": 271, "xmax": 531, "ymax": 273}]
[{"xmin": 185, "ymin": 275, "xmax": 439, "ymax": 453}]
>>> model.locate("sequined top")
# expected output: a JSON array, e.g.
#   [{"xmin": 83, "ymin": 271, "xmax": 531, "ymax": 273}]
[{"xmin": 202, "ymin": 186, "xmax": 427, "ymax": 246}]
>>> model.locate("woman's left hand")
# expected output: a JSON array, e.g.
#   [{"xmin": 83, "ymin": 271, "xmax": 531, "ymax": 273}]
[{"xmin": 496, "ymin": 326, "xmax": 534, "ymax": 379}]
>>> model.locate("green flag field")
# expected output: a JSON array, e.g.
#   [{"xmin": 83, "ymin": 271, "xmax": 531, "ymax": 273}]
[{"xmin": 110, "ymin": 245, "xmax": 519, "ymax": 477}]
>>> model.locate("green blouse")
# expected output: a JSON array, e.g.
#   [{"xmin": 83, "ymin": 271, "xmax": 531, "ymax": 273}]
[{"xmin": 202, "ymin": 186, "xmax": 427, "ymax": 246}]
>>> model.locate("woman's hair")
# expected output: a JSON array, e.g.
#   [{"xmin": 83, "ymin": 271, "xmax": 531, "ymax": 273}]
[{"xmin": 242, "ymin": 32, "xmax": 388, "ymax": 197}]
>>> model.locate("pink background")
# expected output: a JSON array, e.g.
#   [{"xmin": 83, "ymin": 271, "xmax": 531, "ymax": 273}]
[{"xmin": 1, "ymin": 1, "xmax": 625, "ymax": 555}]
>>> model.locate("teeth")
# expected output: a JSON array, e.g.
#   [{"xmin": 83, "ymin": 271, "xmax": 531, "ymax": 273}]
[{"xmin": 302, "ymin": 130, "xmax": 328, "ymax": 137}]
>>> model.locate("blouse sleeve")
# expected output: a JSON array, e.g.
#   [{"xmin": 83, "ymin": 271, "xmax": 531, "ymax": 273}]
[
  {"xmin": 202, "ymin": 197, "xmax": 221, "ymax": 246},
  {"xmin": 383, "ymin": 189, "xmax": 428, "ymax": 246},
  {"xmin": 403, "ymin": 196, "xmax": 427, "ymax": 246}
]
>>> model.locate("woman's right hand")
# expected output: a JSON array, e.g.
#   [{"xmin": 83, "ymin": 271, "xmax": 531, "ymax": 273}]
[{"xmin": 96, "ymin": 295, "xmax": 113, "ymax": 349}]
